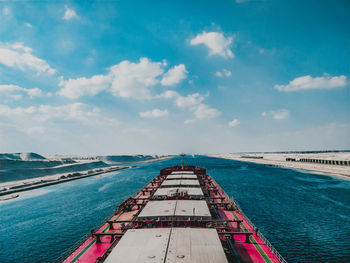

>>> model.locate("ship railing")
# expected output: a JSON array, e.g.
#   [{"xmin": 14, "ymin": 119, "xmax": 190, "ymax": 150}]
[
  {"xmin": 55, "ymin": 174, "xmax": 164, "ymax": 262},
  {"xmin": 53, "ymin": 213, "xmax": 114, "ymax": 263},
  {"xmin": 228, "ymin": 196, "xmax": 287, "ymax": 263},
  {"xmin": 96, "ymin": 237, "xmax": 120, "ymax": 263},
  {"xmin": 53, "ymin": 232, "xmax": 90, "ymax": 263},
  {"xmin": 55, "ymin": 172, "xmax": 165, "ymax": 262}
]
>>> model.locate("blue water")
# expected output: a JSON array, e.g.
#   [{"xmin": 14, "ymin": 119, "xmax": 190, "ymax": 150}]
[{"xmin": 1, "ymin": 156, "xmax": 350, "ymax": 262}]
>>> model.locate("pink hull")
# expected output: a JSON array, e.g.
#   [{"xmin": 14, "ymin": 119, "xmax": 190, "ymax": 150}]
[{"xmin": 61, "ymin": 165, "xmax": 286, "ymax": 263}]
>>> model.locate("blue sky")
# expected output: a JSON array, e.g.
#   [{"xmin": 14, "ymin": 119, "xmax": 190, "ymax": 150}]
[{"xmin": 0, "ymin": 0, "xmax": 349, "ymax": 155}]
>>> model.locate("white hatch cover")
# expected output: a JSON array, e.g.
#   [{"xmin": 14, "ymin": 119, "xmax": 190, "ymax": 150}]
[
  {"xmin": 167, "ymin": 174, "xmax": 198, "ymax": 180},
  {"xmin": 138, "ymin": 200, "xmax": 211, "ymax": 220},
  {"xmin": 104, "ymin": 228, "xmax": 171, "ymax": 263},
  {"xmin": 104, "ymin": 228, "xmax": 228, "ymax": 263},
  {"xmin": 170, "ymin": 171, "xmax": 194, "ymax": 175},
  {"xmin": 166, "ymin": 228, "xmax": 228, "ymax": 263},
  {"xmin": 160, "ymin": 180, "xmax": 200, "ymax": 188},
  {"xmin": 174, "ymin": 200, "xmax": 211, "ymax": 218},
  {"xmin": 153, "ymin": 187, "xmax": 204, "ymax": 198},
  {"xmin": 137, "ymin": 200, "xmax": 177, "ymax": 218}
]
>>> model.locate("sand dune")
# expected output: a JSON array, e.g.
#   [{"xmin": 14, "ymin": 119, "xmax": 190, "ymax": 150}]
[
  {"xmin": 0, "ymin": 153, "xmax": 169, "ymax": 183},
  {"xmin": 0, "ymin": 152, "xmax": 46, "ymax": 160},
  {"xmin": 0, "ymin": 155, "xmax": 172, "ymax": 197}
]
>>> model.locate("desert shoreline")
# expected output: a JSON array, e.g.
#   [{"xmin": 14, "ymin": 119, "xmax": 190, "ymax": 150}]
[
  {"xmin": 209, "ymin": 153, "xmax": 350, "ymax": 180},
  {"xmin": 0, "ymin": 156, "xmax": 173, "ymax": 199},
  {"xmin": 0, "ymin": 166, "xmax": 130, "ymax": 198}
]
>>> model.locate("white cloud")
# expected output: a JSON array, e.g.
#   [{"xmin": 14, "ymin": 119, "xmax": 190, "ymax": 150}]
[
  {"xmin": 139, "ymin": 109, "xmax": 169, "ymax": 118},
  {"xmin": 156, "ymin": 90, "xmax": 179, "ymax": 99},
  {"xmin": 0, "ymin": 42, "xmax": 56, "ymax": 74},
  {"xmin": 0, "ymin": 103, "xmax": 119, "ymax": 127},
  {"xmin": 262, "ymin": 110, "xmax": 289, "ymax": 120},
  {"xmin": 0, "ymin": 84, "xmax": 44, "ymax": 100},
  {"xmin": 223, "ymin": 69, "xmax": 231, "ymax": 77},
  {"xmin": 11, "ymin": 42, "xmax": 33, "ymax": 53},
  {"xmin": 159, "ymin": 91, "xmax": 220, "ymax": 120},
  {"xmin": 275, "ymin": 75, "xmax": 347, "ymax": 92},
  {"xmin": 59, "ymin": 58, "xmax": 170, "ymax": 100},
  {"xmin": 193, "ymin": 104, "xmax": 220, "ymax": 119},
  {"xmin": 190, "ymin": 31, "xmax": 234, "ymax": 58},
  {"xmin": 58, "ymin": 75, "xmax": 110, "ymax": 99},
  {"xmin": 63, "ymin": 5, "xmax": 79, "ymax": 20},
  {"xmin": 161, "ymin": 64, "xmax": 187, "ymax": 86},
  {"xmin": 0, "ymin": 84, "xmax": 23, "ymax": 100},
  {"xmin": 109, "ymin": 58, "xmax": 164, "ymax": 99},
  {"xmin": 0, "ymin": 103, "xmax": 89, "ymax": 122},
  {"xmin": 59, "ymin": 58, "xmax": 189, "ymax": 100},
  {"xmin": 25, "ymin": 88, "xmax": 43, "ymax": 98},
  {"xmin": 25, "ymin": 23, "xmax": 33, "ymax": 28},
  {"xmin": 0, "ymin": 84, "xmax": 22, "ymax": 92},
  {"xmin": 175, "ymin": 93, "xmax": 204, "ymax": 108},
  {"xmin": 215, "ymin": 69, "xmax": 231, "ymax": 77},
  {"xmin": 228, "ymin": 119, "xmax": 240, "ymax": 127},
  {"xmin": 271, "ymin": 109, "xmax": 290, "ymax": 120},
  {"xmin": 0, "ymin": 103, "xmax": 120, "ymax": 152}
]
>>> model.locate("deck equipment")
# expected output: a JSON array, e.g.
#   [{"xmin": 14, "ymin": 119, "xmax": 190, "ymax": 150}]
[{"xmin": 58, "ymin": 156, "xmax": 287, "ymax": 263}]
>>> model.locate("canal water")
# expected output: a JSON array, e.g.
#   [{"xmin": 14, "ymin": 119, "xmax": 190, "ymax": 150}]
[{"xmin": 1, "ymin": 156, "xmax": 350, "ymax": 262}]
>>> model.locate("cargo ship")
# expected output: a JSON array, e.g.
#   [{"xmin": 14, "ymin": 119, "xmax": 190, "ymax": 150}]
[{"xmin": 58, "ymin": 155, "xmax": 286, "ymax": 263}]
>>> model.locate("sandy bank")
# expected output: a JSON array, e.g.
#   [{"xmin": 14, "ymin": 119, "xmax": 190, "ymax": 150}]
[
  {"xmin": 209, "ymin": 153, "xmax": 350, "ymax": 180},
  {"xmin": 0, "ymin": 156, "xmax": 173, "ymax": 198},
  {"xmin": 0, "ymin": 166, "xmax": 130, "ymax": 198}
]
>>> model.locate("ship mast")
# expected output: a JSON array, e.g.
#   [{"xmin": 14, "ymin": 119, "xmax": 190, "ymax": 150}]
[{"xmin": 180, "ymin": 153, "xmax": 185, "ymax": 169}]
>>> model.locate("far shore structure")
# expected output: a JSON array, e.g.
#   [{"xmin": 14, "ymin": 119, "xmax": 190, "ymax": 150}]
[{"xmin": 211, "ymin": 151, "xmax": 350, "ymax": 180}]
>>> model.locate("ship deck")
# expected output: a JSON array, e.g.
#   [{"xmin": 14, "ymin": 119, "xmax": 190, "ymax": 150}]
[{"xmin": 61, "ymin": 165, "xmax": 285, "ymax": 263}]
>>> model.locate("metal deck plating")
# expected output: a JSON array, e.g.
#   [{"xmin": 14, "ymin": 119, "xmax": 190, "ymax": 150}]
[{"xmin": 59, "ymin": 159, "xmax": 287, "ymax": 263}]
